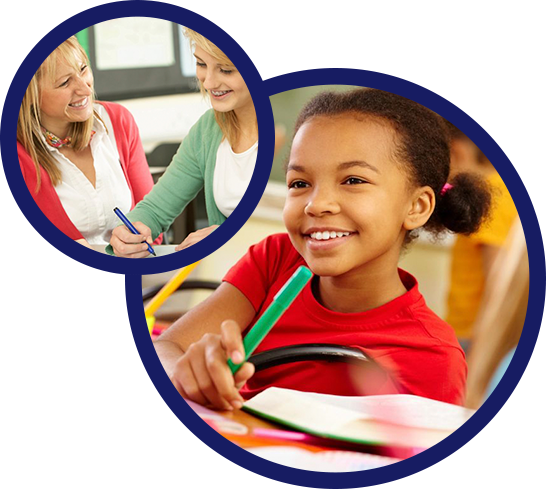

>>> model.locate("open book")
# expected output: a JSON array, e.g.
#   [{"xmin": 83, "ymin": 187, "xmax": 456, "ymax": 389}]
[{"xmin": 243, "ymin": 387, "xmax": 475, "ymax": 450}]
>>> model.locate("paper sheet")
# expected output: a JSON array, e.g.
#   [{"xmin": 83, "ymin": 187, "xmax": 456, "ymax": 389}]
[
  {"xmin": 244, "ymin": 387, "xmax": 476, "ymax": 449},
  {"xmin": 299, "ymin": 390, "xmax": 475, "ymax": 431},
  {"xmin": 90, "ymin": 245, "xmax": 178, "ymax": 256}
]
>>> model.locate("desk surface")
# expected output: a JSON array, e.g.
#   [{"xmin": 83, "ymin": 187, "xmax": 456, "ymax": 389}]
[
  {"xmin": 155, "ymin": 321, "xmax": 402, "ymax": 469},
  {"xmin": 186, "ymin": 399, "xmax": 404, "ymax": 470}
]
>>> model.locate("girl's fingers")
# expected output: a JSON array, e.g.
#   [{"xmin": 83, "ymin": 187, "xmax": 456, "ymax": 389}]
[
  {"xmin": 204, "ymin": 343, "xmax": 245, "ymax": 409},
  {"xmin": 114, "ymin": 226, "xmax": 147, "ymax": 244},
  {"xmin": 190, "ymin": 341, "xmax": 234, "ymax": 410},
  {"xmin": 171, "ymin": 357, "xmax": 208, "ymax": 406},
  {"xmin": 175, "ymin": 225, "xmax": 220, "ymax": 251},
  {"xmin": 234, "ymin": 362, "xmax": 255, "ymax": 391},
  {"xmin": 112, "ymin": 241, "xmax": 151, "ymax": 258},
  {"xmin": 220, "ymin": 320, "xmax": 245, "ymax": 366},
  {"xmin": 110, "ymin": 222, "xmax": 152, "ymax": 256},
  {"xmin": 171, "ymin": 328, "xmax": 248, "ymax": 411}
]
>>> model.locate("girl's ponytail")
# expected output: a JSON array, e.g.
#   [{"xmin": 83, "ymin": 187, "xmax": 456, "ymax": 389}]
[{"xmin": 428, "ymin": 172, "xmax": 492, "ymax": 235}]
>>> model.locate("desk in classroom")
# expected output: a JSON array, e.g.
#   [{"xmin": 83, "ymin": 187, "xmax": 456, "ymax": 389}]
[
  {"xmin": 152, "ymin": 323, "xmax": 405, "ymax": 470},
  {"xmin": 185, "ymin": 398, "xmax": 405, "ymax": 470},
  {"xmin": 90, "ymin": 244, "xmax": 178, "ymax": 256}
]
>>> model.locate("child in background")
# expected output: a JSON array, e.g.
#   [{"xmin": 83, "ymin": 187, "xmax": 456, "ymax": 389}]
[
  {"xmin": 465, "ymin": 219, "xmax": 527, "ymax": 408},
  {"xmin": 155, "ymin": 88, "xmax": 491, "ymax": 409},
  {"xmin": 444, "ymin": 123, "xmax": 518, "ymax": 351}
]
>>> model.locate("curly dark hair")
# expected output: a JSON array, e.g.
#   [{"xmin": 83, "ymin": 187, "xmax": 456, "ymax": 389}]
[{"xmin": 293, "ymin": 88, "xmax": 491, "ymax": 240}]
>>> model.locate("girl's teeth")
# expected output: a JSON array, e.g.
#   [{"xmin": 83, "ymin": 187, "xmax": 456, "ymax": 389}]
[{"xmin": 310, "ymin": 231, "xmax": 350, "ymax": 240}]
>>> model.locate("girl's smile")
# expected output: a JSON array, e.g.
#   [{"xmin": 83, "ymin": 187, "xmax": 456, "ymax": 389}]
[
  {"xmin": 193, "ymin": 46, "xmax": 253, "ymax": 116},
  {"xmin": 303, "ymin": 227, "xmax": 356, "ymax": 251},
  {"xmin": 209, "ymin": 89, "xmax": 233, "ymax": 100}
]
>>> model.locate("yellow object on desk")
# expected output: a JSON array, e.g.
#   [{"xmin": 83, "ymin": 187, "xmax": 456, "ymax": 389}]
[
  {"xmin": 144, "ymin": 261, "xmax": 200, "ymax": 333},
  {"xmin": 146, "ymin": 315, "xmax": 156, "ymax": 334}
]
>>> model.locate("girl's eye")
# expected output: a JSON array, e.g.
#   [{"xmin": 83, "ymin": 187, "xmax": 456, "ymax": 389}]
[
  {"xmin": 196, "ymin": 62, "xmax": 206, "ymax": 68},
  {"xmin": 80, "ymin": 64, "xmax": 88, "ymax": 73},
  {"xmin": 343, "ymin": 177, "xmax": 367, "ymax": 185},
  {"xmin": 288, "ymin": 180, "xmax": 309, "ymax": 189},
  {"xmin": 220, "ymin": 68, "xmax": 233, "ymax": 75},
  {"xmin": 58, "ymin": 79, "xmax": 70, "ymax": 88}
]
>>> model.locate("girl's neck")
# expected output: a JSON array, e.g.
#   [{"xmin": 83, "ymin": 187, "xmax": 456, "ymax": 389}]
[
  {"xmin": 234, "ymin": 103, "xmax": 258, "ymax": 140},
  {"xmin": 231, "ymin": 104, "xmax": 258, "ymax": 153},
  {"xmin": 315, "ymin": 265, "xmax": 408, "ymax": 314}
]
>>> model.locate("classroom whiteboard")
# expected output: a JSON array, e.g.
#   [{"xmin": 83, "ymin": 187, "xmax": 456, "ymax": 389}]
[{"xmin": 82, "ymin": 18, "xmax": 198, "ymax": 101}]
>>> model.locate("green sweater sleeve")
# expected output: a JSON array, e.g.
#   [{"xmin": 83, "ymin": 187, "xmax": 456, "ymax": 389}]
[
  {"xmin": 125, "ymin": 110, "xmax": 222, "ymax": 239},
  {"xmin": 105, "ymin": 110, "xmax": 227, "ymax": 255}
]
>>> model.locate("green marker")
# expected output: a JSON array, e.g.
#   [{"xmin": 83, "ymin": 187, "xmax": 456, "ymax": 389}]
[{"xmin": 228, "ymin": 265, "xmax": 313, "ymax": 374}]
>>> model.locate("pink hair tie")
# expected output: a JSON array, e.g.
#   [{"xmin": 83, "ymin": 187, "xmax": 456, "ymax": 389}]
[{"xmin": 441, "ymin": 183, "xmax": 453, "ymax": 195}]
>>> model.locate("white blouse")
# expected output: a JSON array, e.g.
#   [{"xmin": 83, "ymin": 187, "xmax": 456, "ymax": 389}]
[
  {"xmin": 44, "ymin": 104, "xmax": 132, "ymax": 245},
  {"xmin": 213, "ymin": 138, "xmax": 258, "ymax": 218}
]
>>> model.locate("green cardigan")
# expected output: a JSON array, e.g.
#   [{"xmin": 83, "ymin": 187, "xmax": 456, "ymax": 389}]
[{"xmin": 125, "ymin": 109, "xmax": 226, "ymax": 240}]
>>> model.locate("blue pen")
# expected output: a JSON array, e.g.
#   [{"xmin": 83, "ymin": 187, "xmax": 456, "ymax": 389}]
[{"xmin": 113, "ymin": 207, "xmax": 156, "ymax": 256}]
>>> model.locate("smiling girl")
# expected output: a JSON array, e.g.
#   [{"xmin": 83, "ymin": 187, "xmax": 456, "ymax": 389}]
[
  {"xmin": 155, "ymin": 88, "xmax": 491, "ymax": 408},
  {"xmin": 110, "ymin": 29, "xmax": 258, "ymax": 257}
]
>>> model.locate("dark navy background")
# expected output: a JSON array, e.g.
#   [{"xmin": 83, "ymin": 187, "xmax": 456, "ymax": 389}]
[{"xmin": 0, "ymin": 1, "xmax": 544, "ymax": 488}]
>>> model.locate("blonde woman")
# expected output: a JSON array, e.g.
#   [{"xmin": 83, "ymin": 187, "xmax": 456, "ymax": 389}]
[
  {"xmin": 110, "ymin": 29, "xmax": 258, "ymax": 257},
  {"xmin": 17, "ymin": 36, "xmax": 156, "ymax": 246}
]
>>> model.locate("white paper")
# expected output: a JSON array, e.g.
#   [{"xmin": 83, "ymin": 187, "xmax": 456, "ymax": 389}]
[
  {"xmin": 244, "ymin": 387, "xmax": 476, "ymax": 448},
  {"xmin": 300, "ymin": 390, "xmax": 475, "ymax": 431}
]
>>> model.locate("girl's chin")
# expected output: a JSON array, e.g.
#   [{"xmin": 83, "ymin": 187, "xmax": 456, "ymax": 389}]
[{"xmin": 301, "ymin": 259, "xmax": 348, "ymax": 278}]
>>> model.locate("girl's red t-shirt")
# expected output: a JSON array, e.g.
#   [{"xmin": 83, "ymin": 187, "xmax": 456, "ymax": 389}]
[{"xmin": 224, "ymin": 233, "xmax": 467, "ymax": 406}]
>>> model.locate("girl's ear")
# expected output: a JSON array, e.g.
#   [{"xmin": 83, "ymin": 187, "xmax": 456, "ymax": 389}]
[{"xmin": 404, "ymin": 186, "xmax": 435, "ymax": 230}]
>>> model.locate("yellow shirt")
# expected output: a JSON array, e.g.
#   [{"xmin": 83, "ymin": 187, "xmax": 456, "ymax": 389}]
[{"xmin": 446, "ymin": 172, "xmax": 518, "ymax": 340}]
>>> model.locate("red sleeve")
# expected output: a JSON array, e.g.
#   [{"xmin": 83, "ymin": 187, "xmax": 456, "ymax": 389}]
[
  {"xmin": 223, "ymin": 234, "xmax": 300, "ymax": 312},
  {"xmin": 17, "ymin": 142, "xmax": 83, "ymax": 240}
]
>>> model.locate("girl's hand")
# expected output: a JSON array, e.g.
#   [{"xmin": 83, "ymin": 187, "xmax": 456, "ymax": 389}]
[
  {"xmin": 110, "ymin": 222, "xmax": 153, "ymax": 258},
  {"xmin": 175, "ymin": 225, "xmax": 219, "ymax": 251},
  {"xmin": 170, "ymin": 319, "xmax": 255, "ymax": 410}
]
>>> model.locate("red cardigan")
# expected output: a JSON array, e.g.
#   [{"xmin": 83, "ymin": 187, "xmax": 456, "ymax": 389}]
[{"xmin": 18, "ymin": 101, "xmax": 157, "ymax": 241}]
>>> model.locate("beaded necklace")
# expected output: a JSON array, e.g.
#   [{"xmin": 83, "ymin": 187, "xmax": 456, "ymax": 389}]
[{"xmin": 42, "ymin": 128, "xmax": 96, "ymax": 148}]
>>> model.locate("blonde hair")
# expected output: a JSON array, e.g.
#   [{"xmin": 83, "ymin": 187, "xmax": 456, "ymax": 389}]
[
  {"xmin": 183, "ymin": 28, "xmax": 254, "ymax": 146},
  {"xmin": 465, "ymin": 219, "xmax": 528, "ymax": 408},
  {"xmin": 18, "ymin": 36, "xmax": 100, "ymax": 190}
]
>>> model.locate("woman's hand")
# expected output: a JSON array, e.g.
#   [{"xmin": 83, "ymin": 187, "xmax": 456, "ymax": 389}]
[
  {"xmin": 170, "ymin": 320, "xmax": 255, "ymax": 410},
  {"xmin": 75, "ymin": 238, "xmax": 91, "ymax": 248},
  {"xmin": 175, "ymin": 225, "xmax": 219, "ymax": 251},
  {"xmin": 110, "ymin": 222, "xmax": 154, "ymax": 258}
]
